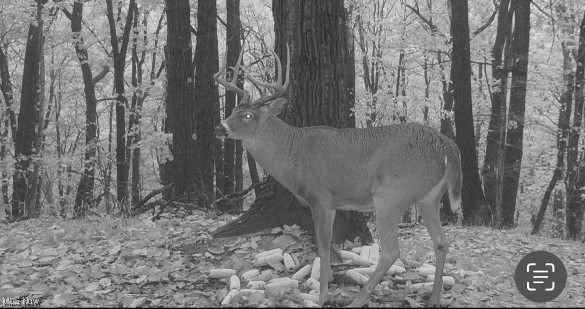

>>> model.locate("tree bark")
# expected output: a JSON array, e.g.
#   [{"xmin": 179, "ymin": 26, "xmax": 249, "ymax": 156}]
[
  {"xmin": 194, "ymin": 0, "xmax": 220, "ymax": 204},
  {"xmin": 566, "ymin": 11, "xmax": 585, "ymax": 240},
  {"xmin": 501, "ymin": 0, "xmax": 530, "ymax": 228},
  {"xmin": 532, "ymin": 44, "xmax": 574, "ymax": 235},
  {"xmin": 217, "ymin": 0, "xmax": 242, "ymax": 212},
  {"xmin": 12, "ymin": 0, "xmax": 47, "ymax": 220},
  {"xmin": 214, "ymin": 0, "xmax": 373, "ymax": 245},
  {"xmin": 483, "ymin": 0, "xmax": 511, "ymax": 221},
  {"xmin": 129, "ymin": 5, "xmax": 146, "ymax": 209},
  {"xmin": 70, "ymin": 0, "xmax": 98, "ymax": 217},
  {"xmin": 0, "ymin": 43, "xmax": 16, "ymax": 207},
  {"xmin": 164, "ymin": 0, "xmax": 199, "ymax": 199},
  {"xmin": 106, "ymin": 0, "xmax": 135, "ymax": 208},
  {"xmin": 450, "ymin": 0, "xmax": 490, "ymax": 225}
]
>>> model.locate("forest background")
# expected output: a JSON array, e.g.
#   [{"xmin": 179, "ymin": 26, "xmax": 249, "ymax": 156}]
[{"xmin": 0, "ymin": 0, "xmax": 584, "ymax": 245}]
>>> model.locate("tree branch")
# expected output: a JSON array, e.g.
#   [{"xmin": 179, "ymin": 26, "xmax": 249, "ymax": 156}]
[{"xmin": 472, "ymin": 0, "xmax": 499, "ymax": 37}]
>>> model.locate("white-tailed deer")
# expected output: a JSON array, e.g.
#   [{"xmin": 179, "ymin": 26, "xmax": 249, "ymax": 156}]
[{"xmin": 214, "ymin": 45, "xmax": 462, "ymax": 307}]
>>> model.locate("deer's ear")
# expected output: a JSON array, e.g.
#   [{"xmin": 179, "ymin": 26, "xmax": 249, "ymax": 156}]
[{"xmin": 261, "ymin": 97, "xmax": 288, "ymax": 116}]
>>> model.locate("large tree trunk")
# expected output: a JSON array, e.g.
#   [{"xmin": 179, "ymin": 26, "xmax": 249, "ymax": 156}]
[
  {"xmin": 12, "ymin": 0, "xmax": 47, "ymax": 220},
  {"xmin": 194, "ymin": 0, "xmax": 220, "ymax": 204},
  {"xmin": 501, "ymin": 0, "xmax": 530, "ymax": 228},
  {"xmin": 70, "ymin": 0, "xmax": 98, "ymax": 218},
  {"xmin": 566, "ymin": 11, "xmax": 585, "ymax": 240},
  {"xmin": 450, "ymin": 0, "xmax": 490, "ymax": 225},
  {"xmin": 217, "ymin": 0, "xmax": 242, "ymax": 212},
  {"xmin": 163, "ymin": 0, "xmax": 199, "ymax": 199},
  {"xmin": 214, "ymin": 0, "xmax": 373, "ymax": 245},
  {"xmin": 106, "ymin": 0, "xmax": 135, "ymax": 209},
  {"xmin": 483, "ymin": 0, "xmax": 511, "ymax": 221}
]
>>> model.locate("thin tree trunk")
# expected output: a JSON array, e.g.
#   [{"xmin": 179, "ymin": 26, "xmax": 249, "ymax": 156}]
[
  {"xmin": 106, "ymin": 0, "xmax": 135, "ymax": 209},
  {"xmin": 0, "ymin": 43, "xmax": 16, "ymax": 207},
  {"xmin": 236, "ymin": 141, "xmax": 245, "ymax": 207},
  {"xmin": 70, "ymin": 0, "xmax": 98, "ymax": 217}
]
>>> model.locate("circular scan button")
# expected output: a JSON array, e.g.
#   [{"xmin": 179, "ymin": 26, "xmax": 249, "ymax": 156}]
[{"xmin": 515, "ymin": 250, "xmax": 567, "ymax": 303}]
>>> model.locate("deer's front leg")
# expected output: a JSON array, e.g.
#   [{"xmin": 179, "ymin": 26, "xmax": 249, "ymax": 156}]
[{"xmin": 310, "ymin": 205, "xmax": 336, "ymax": 305}]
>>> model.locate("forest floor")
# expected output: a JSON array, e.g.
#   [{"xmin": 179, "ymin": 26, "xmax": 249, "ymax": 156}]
[{"xmin": 0, "ymin": 209, "xmax": 584, "ymax": 308}]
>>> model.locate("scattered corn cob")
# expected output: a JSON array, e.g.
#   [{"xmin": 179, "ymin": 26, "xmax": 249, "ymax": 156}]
[
  {"xmin": 351, "ymin": 246, "xmax": 363, "ymax": 254},
  {"xmin": 291, "ymin": 253, "xmax": 301, "ymax": 267},
  {"xmin": 306, "ymin": 277, "xmax": 320, "ymax": 290},
  {"xmin": 254, "ymin": 248, "xmax": 284, "ymax": 259},
  {"xmin": 283, "ymin": 253, "xmax": 297, "ymax": 272},
  {"xmin": 411, "ymin": 282, "xmax": 435, "ymax": 293},
  {"xmin": 426, "ymin": 275, "xmax": 455, "ymax": 287},
  {"xmin": 311, "ymin": 257, "xmax": 321, "ymax": 280},
  {"xmin": 253, "ymin": 251, "xmax": 283, "ymax": 267},
  {"xmin": 229, "ymin": 274, "xmax": 241, "ymax": 290},
  {"xmin": 238, "ymin": 289, "xmax": 266, "ymax": 302},
  {"xmin": 291, "ymin": 264, "xmax": 312, "ymax": 281},
  {"xmin": 352, "ymin": 265, "xmax": 405, "ymax": 276},
  {"xmin": 346, "ymin": 269, "xmax": 369, "ymax": 285},
  {"xmin": 352, "ymin": 267, "xmax": 376, "ymax": 276},
  {"xmin": 352, "ymin": 255, "xmax": 376, "ymax": 266},
  {"xmin": 369, "ymin": 243, "xmax": 380, "ymax": 261},
  {"xmin": 246, "ymin": 280, "xmax": 266, "ymax": 290},
  {"xmin": 388, "ymin": 264, "xmax": 406, "ymax": 275},
  {"xmin": 209, "ymin": 268, "xmax": 237, "ymax": 279},
  {"xmin": 299, "ymin": 292, "xmax": 320, "ymax": 303},
  {"xmin": 416, "ymin": 265, "xmax": 436, "ymax": 276},
  {"xmin": 360, "ymin": 246, "xmax": 372, "ymax": 259},
  {"xmin": 265, "ymin": 279, "xmax": 299, "ymax": 297},
  {"xmin": 339, "ymin": 250, "xmax": 360, "ymax": 260},
  {"xmin": 241, "ymin": 269, "xmax": 260, "ymax": 281},
  {"xmin": 255, "ymin": 269, "xmax": 275, "ymax": 282},
  {"xmin": 303, "ymin": 299, "xmax": 321, "ymax": 308},
  {"xmin": 221, "ymin": 289, "xmax": 239, "ymax": 305},
  {"xmin": 267, "ymin": 277, "xmax": 293, "ymax": 284}
]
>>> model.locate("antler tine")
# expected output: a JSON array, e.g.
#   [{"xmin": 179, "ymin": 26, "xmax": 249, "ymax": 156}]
[
  {"xmin": 214, "ymin": 46, "xmax": 250, "ymax": 104},
  {"xmin": 246, "ymin": 44, "xmax": 290, "ymax": 106}
]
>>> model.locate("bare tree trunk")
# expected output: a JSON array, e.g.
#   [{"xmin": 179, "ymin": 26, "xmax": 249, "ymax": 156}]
[
  {"xmin": 106, "ymin": 0, "xmax": 135, "ymax": 209},
  {"xmin": 483, "ymin": 0, "xmax": 511, "ymax": 221},
  {"xmin": 450, "ymin": 0, "xmax": 490, "ymax": 225},
  {"xmin": 218, "ymin": 0, "xmax": 243, "ymax": 212},
  {"xmin": 68, "ymin": 0, "xmax": 98, "ymax": 217},
  {"xmin": 566, "ymin": 11, "xmax": 585, "ymax": 240},
  {"xmin": 194, "ymin": 0, "xmax": 220, "ymax": 205},
  {"xmin": 12, "ymin": 0, "xmax": 47, "ymax": 220},
  {"xmin": 0, "ymin": 43, "xmax": 16, "ymax": 208},
  {"xmin": 163, "ymin": 0, "xmax": 200, "ymax": 201}
]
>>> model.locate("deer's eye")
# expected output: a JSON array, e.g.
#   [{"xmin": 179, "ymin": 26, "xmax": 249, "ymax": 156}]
[{"xmin": 243, "ymin": 113, "xmax": 253, "ymax": 120}]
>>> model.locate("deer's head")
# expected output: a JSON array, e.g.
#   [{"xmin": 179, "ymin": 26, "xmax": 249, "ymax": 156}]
[{"xmin": 214, "ymin": 45, "xmax": 290, "ymax": 140}]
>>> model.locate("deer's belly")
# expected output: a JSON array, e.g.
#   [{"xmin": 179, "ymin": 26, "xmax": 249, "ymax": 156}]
[{"xmin": 335, "ymin": 202, "xmax": 375, "ymax": 212}]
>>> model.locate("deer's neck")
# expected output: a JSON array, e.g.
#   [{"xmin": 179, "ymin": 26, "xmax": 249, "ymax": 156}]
[{"xmin": 242, "ymin": 117, "xmax": 301, "ymax": 177}]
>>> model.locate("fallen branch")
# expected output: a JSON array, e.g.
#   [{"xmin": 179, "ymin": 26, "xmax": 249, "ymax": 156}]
[
  {"xmin": 134, "ymin": 183, "xmax": 174, "ymax": 211},
  {"xmin": 214, "ymin": 179, "xmax": 267, "ymax": 204}
]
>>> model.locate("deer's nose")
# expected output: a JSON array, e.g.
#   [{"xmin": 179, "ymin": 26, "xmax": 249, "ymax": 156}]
[{"xmin": 215, "ymin": 124, "xmax": 228, "ymax": 138}]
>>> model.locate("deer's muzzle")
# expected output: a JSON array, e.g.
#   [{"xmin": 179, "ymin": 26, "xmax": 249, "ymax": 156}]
[{"xmin": 215, "ymin": 124, "xmax": 229, "ymax": 138}]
